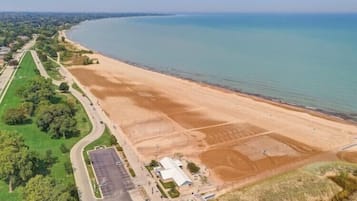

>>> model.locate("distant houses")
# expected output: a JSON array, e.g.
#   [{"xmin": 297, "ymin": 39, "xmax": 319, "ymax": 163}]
[{"xmin": 0, "ymin": 46, "xmax": 11, "ymax": 65}]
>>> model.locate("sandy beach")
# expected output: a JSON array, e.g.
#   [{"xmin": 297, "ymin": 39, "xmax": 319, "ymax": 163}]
[{"xmin": 63, "ymin": 31, "xmax": 357, "ymax": 186}]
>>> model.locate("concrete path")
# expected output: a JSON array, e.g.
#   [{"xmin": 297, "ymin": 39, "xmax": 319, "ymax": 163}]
[
  {"xmin": 32, "ymin": 50, "xmax": 106, "ymax": 201},
  {"xmin": 43, "ymin": 51, "xmax": 165, "ymax": 201}
]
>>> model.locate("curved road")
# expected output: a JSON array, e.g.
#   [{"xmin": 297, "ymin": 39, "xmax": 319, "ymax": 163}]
[{"xmin": 31, "ymin": 50, "xmax": 105, "ymax": 201}]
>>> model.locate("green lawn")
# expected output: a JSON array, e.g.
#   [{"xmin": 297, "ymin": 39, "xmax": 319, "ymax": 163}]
[
  {"xmin": 43, "ymin": 59, "xmax": 63, "ymax": 81},
  {"xmin": 0, "ymin": 52, "xmax": 91, "ymax": 200}
]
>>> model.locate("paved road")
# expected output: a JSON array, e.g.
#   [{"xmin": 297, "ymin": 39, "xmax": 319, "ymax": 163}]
[
  {"xmin": 32, "ymin": 50, "xmax": 106, "ymax": 201},
  {"xmin": 0, "ymin": 38, "xmax": 36, "ymax": 104},
  {"xmin": 45, "ymin": 52, "xmax": 165, "ymax": 201}
]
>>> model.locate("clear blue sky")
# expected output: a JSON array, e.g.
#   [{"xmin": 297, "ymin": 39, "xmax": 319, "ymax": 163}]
[{"xmin": 1, "ymin": 0, "xmax": 357, "ymax": 13}]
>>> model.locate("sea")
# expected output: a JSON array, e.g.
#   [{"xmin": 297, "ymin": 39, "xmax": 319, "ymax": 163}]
[{"xmin": 67, "ymin": 13, "xmax": 357, "ymax": 120}]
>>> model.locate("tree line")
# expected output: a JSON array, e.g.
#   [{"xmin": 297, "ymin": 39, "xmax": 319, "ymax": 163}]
[{"xmin": 3, "ymin": 77, "xmax": 79, "ymax": 139}]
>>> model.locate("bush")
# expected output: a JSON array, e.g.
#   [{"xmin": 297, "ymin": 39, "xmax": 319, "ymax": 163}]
[
  {"xmin": 60, "ymin": 143, "xmax": 69, "ymax": 153},
  {"xmin": 187, "ymin": 162, "xmax": 200, "ymax": 174},
  {"xmin": 129, "ymin": 168, "xmax": 136, "ymax": 177},
  {"xmin": 168, "ymin": 187, "xmax": 180, "ymax": 198},
  {"xmin": 150, "ymin": 160, "xmax": 159, "ymax": 167},
  {"xmin": 110, "ymin": 134, "xmax": 118, "ymax": 145},
  {"xmin": 59, "ymin": 82, "xmax": 69, "ymax": 92},
  {"xmin": 3, "ymin": 108, "xmax": 28, "ymax": 125},
  {"xmin": 115, "ymin": 144, "xmax": 123, "ymax": 152}
]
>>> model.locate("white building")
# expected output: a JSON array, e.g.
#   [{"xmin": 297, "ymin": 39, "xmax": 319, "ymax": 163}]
[{"xmin": 157, "ymin": 157, "xmax": 192, "ymax": 187}]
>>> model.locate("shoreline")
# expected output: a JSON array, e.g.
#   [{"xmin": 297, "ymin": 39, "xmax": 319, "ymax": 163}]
[
  {"xmin": 63, "ymin": 29, "xmax": 356, "ymax": 126},
  {"xmin": 63, "ymin": 29, "xmax": 357, "ymax": 186}
]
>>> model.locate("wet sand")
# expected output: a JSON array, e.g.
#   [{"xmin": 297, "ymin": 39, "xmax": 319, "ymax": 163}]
[{"xmin": 64, "ymin": 31, "xmax": 357, "ymax": 185}]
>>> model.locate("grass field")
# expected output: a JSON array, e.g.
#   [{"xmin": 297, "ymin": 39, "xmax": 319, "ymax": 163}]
[
  {"xmin": 43, "ymin": 58, "xmax": 63, "ymax": 81},
  {"xmin": 0, "ymin": 52, "xmax": 91, "ymax": 200},
  {"xmin": 216, "ymin": 161, "xmax": 357, "ymax": 201}
]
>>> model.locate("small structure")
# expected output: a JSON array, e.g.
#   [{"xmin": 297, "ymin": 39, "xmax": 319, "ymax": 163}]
[
  {"xmin": 0, "ymin": 47, "xmax": 10, "ymax": 57},
  {"xmin": 156, "ymin": 157, "xmax": 192, "ymax": 187},
  {"xmin": 201, "ymin": 193, "xmax": 215, "ymax": 201}
]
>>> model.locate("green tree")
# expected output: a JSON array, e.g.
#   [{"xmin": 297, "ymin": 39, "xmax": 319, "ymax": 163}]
[
  {"xmin": 187, "ymin": 162, "xmax": 200, "ymax": 174},
  {"xmin": 21, "ymin": 77, "xmax": 55, "ymax": 104},
  {"xmin": 0, "ymin": 131, "xmax": 36, "ymax": 192},
  {"xmin": 3, "ymin": 108, "xmax": 28, "ymax": 125},
  {"xmin": 58, "ymin": 82, "xmax": 69, "ymax": 92},
  {"xmin": 37, "ymin": 104, "xmax": 78, "ymax": 139},
  {"xmin": 23, "ymin": 175, "xmax": 76, "ymax": 201}
]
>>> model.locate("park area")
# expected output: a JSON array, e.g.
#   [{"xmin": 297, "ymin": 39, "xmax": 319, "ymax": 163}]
[{"xmin": 0, "ymin": 52, "xmax": 91, "ymax": 201}]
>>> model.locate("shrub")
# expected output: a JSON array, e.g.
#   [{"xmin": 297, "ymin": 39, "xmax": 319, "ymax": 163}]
[
  {"xmin": 150, "ymin": 160, "xmax": 159, "ymax": 167},
  {"xmin": 60, "ymin": 143, "xmax": 69, "ymax": 153},
  {"xmin": 59, "ymin": 82, "xmax": 69, "ymax": 92},
  {"xmin": 168, "ymin": 187, "xmax": 180, "ymax": 198},
  {"xmin": 110, "ymin": 134, "xmax": 118, "ymax": 145},
  {"xmin": 3, "ymin": 108, "xmax": 28, "ymax": 125},
  {"xmin": 129, "ymin": 168, "xmax": 136, "ymax": 177},
  {"xmin": 187, "ymin": 162, "xmax": 200, "ymax": 174}
]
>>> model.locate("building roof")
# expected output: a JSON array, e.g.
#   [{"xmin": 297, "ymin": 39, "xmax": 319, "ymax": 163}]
[{"xmin": 159, "ymin": 157, "xmax": 192, "ymax": 186}]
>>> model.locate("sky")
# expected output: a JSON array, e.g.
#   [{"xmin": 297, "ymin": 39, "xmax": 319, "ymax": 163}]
[{"xmin": 1, "ymin": 0, "xmax": 357, "ymax": 13}]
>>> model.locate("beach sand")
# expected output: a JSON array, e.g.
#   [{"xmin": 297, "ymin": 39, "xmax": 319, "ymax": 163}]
[{"xmin": 64, "ymin": 31, "xmax": 357, "ymax": 186}]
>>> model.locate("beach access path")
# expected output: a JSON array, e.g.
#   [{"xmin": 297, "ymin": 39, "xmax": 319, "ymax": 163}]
[
  {"xmin": 40, "ymin": 51, "xmax": 166, "ymax": 201},
  {"xmin": 31, "ymin": 50, "xmax": 105, "ymax": 201}
]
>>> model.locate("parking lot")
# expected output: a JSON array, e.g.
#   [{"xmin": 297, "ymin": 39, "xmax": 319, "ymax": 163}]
[{"xmin": 89, "ymin": 147, "xmax": 135, "ymax": 201}]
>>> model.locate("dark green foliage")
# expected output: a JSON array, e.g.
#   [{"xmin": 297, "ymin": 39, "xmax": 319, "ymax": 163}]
[
  {"xmin": 187, "ymin": 162, "xmax": 200, "ymax": 174},
  {"xmin": 168, "ymin": 187, "xmax": 180, "ymax": 198},
  {"xmin": 3, "ymin": 108, "xmax": 28, "ymax": 125},
  {"xmin": 159, "ymin": 180, "xmax": 176, "ymax": 189},
  {"xmin": 149, "ymin": 160, "xmax": 159, "ymax": 167},
  {"xmin": 110, "ymin": 134, "xmax": 118, "ymax": 145},
  {"xmin": 64, "ymin": 160, "xmax": 73, "ymax": 175},
  {"xmin": 129, "ymin": 168, "xmax": 136, "ymax": 177},
  {"xmin": 0, "ymin": 131, "xmax": 38, "ymax": 191},
  {"xmin": 59, "ymin": 82, "xmax": 69, "ymax": 92},
  {"xmin": 59, "ymin": 143, "xmax": 69, "ymax": 153},
  {"xmin": 37, "ymin": 104, "xmax": 79, "ymax": 139},
  {"xmin": 23, "ymin": 175, "xmax": 77, "ymax": 201},
  {"xmin": 20, "ymin": 77, "xmax": 55, "ymax": 104}
]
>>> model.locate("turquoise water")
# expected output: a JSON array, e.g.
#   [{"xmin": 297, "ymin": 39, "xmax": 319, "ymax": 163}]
[{"xmin": 67, "ymin": 14, "xmax": 357, "ymax": 119}]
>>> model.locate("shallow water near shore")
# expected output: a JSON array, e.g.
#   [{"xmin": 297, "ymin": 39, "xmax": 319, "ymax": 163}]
[{"xmin": 67, "ymin": 13, "xmax": 357, "ymax": 120}]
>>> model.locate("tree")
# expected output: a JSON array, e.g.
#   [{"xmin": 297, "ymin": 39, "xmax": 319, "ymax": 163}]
[
  {"xmin": 58, "ymin": 82, "xmax": 69, "ymax": 92},
  {"xmin": 23, "ymin": 175, "xmax": 76, "ymax": 201},
  {"xmin": 21, "ymin": 77, "xmax": 55, "ymax": 104},
  {"xmin": 187, "ymin": 162, "xmax": 200, "ymax": 174},
  {"xmin": 0, "ymin": 131, "xmax": 36, "ymax": 192},
  {"xmin": 23, "ymin": 175, "xmax": 54, "ymax": 201},
  {"xmin": 3, "ymin": 108, "xmax": 28, "ymax": 125},
  {"xmin": 37, "ymin": 104, "xmax": 79, "ymax": 139},
  {"xmin": 149, "ymin": 160, "xmax": 159, "ymax": 167}
]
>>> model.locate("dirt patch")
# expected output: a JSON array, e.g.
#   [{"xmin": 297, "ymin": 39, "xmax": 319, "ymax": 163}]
[
  {"xmin": 337, "ymin": 151, "xmax": 357, "ymax": 163},
  {"xmin": 200, "ymin": 123, "xmax": 266, "ymax": 145},
  {"xmin": 200, "ymin": 134, "xmax": 320, "ymax": 181}
]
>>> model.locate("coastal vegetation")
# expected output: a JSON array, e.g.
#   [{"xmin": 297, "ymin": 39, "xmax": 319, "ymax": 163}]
[
  {"xmin": 216, "ymin": 161, "xmax": 357, "ymax": 201},
  {"xmin": 0, "ymin": 52, "xmax": 90, "ymax": 201}
]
